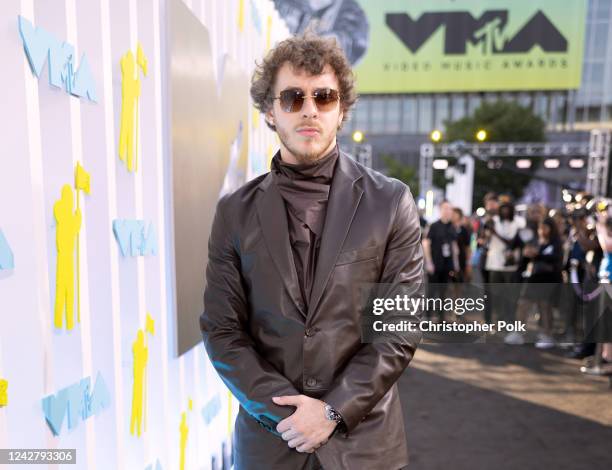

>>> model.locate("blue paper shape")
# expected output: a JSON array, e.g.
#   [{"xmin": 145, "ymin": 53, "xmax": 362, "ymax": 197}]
[
  {"xmin": 201, "ymin": 394, "xmax": 222, "ymax": 425},
  {"xmin": 130, "ymin": 221, "xmax": 146, "ymax": 256},
  {"xmin": 145, "ymin": 459, "xmax": 163, "ymax": 470},
  {"xmin": 18, "ymin": 15, "xmax": 96, "ymax": 102},
  {"xmin": 142, "ymin": 223, "xmax": 157, "ymax": 256},
  {"xmin": 66, "ymin": 378, "xmax": 90, "ymax": 430},
  {"xmin": 18, "ymin": 15, "xmax": 74, "ymax": 90},
  {"xmin": 90, "ymin": 371, "xmax": 111, "ymax": 416},
  {"xmin": 112, "ymin": 220, "xmax": 132, "ymax": 257},
  {"xmin": 42, "ymin": 388, "xmax": 70, "ymax": 436},
  {"xmin": 113, "ymin": 220, "xmax": 157, "ymax": 257},
  {"xmin": 42, "ymin": 373, "xmax": 109, "ymax": 436},
  {"xmin": 72, "ymin": 54, "xmax": 97, "ymax": 102},
  {"xmin": 0, "ymin": 229, "xmax": 14, "ymax": 269},
  {"xmin": 18, "ymin": 15, "xmax": 54, "ymax": 78}
]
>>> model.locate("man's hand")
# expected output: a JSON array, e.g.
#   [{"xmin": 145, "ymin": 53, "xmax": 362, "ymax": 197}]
[
  {"xmin": 273, "ymin": 395, "xmax": 337, "ymax": 453},
  {"xmin": 425, "ymin": 261, "xmax": 435, "ymax": 275}
]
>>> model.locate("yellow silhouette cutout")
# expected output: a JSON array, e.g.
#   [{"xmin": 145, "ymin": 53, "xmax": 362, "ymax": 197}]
[
  {"xmin": 0, "ymin": 378, "xmax": 8, "ymax": 407},
  {"xmin": 130, "ymin": 329, "xmax": 148, "ymax": 437},
  {"xmin": 145, "ymin": 312, "xmax": 155, "ymax": 336},
  {"xmin": 179, "ymin": 410, "xmax": 189, "ymax": 470},
  {"xmin": 119, "ymin": 42, "xmax": 148, "ymax": 173},
  {"xmin": 54, "ymin": 185, "xmax": 82, "ymax": 330},
  {"xmin": 130, "ymin": 313, "xmax": 155, "ymax": 437},
  {"xmin": 238, "ymin": 0, "xmax": 245, "ymax": 32},
  {"xmin": 74, "ymin": 162, "xmax": 91, "ymax": 324},
  {"xmin": 266, "ymin": 15, "xmax": 272, "ymax": 51}
]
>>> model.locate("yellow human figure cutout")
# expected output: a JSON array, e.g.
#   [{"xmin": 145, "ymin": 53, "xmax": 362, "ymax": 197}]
[
  {"xmin": 179, "ymin": 410, "xmax": 189, "ymax": 470},
  {"xmin": 238, "ymin": 0, "xmax": 245, "ymax": 32},
  {"xmin": 74, "ymin": 162, "xmax": 91, "ymax": 324},
  {"xmin": 119, "ymin": 42, "xmax": 148, "ymax": 172},
  {"xmin": 266, "ymin": 15, "xmax": 272, "ymax": 51},
  {"xmin": 54, "ymin": 184, "xmax": 82, "ymax": 330},
  {"xmin": 0, "ymin": 378, "xmax": 8, "ymax": 407},
  {"xmin": 130, "ymin": 329, "xmax": 148, "ymax": 437}
]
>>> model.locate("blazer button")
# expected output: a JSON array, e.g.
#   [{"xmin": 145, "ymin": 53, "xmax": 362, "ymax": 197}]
[
  {"xmin": 306, "ymin": 377, "xmax": 317, "ymax": 387},
  {"xmin": 304, "ymin": 328, "xmax": 315, "ymax": 337}
]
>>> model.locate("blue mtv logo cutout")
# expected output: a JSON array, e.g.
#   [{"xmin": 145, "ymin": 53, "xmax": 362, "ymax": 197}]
[
  {"xmin": 201, "ymin": 393, "xmax": 222, "ymax": 425},
  {"xmin": 42, "ymin": 372, "xmax": 110, "ymax": 436},
  {"xmin": 112, "ymin": 220, "xmax": 157, "ymax": 257},
  {"xmin": 18, "ymin": 15, "xmax": 97, "ymax": 102},
  {"xmin": 144, "ymin": 459, "xmax": 163, "ymax": 470},
  {"xmin": 0, "ymin": 229, "xmax": 14, "ymax": 270}
]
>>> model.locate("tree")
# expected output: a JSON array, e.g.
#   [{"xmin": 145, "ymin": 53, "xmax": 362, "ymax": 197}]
[
  {"xmin": 443, "ymin": 100, "xmax": 546, "ymax": 210},
  {"xmin": 381, "ymin": 154, "xmax": 419, "ymax": 195},
  {"xmin": 382, "ymin": 155, "xmax": 450, "ymax": 197}
]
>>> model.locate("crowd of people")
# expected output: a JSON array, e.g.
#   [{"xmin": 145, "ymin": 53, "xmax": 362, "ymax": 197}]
[{"xmin": 420, "ymin": 192, "xmax": 612, "ymax": 378}]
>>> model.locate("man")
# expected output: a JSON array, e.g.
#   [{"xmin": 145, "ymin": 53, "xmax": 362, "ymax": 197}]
[
  {"xmin": 484, "ymin": 196, "xmax": 525, "ymax": 324},
  {"xmin": 200, "ymin": 33, "xmax": 423, "ymax": 470},
  {"xmin": 476, "ymin": 192, "xmax": 498, "ymax": 323},
  {"xmin": 565, "ymin": 207, "xmax": 600, "ymax": 358},
  {"xmin": 423, "ymin": 200, "xmax": 459, "ymax": 321},
  {"xmin": 451, "ymin": 207, "xmax": 472, "ymax": 283}
]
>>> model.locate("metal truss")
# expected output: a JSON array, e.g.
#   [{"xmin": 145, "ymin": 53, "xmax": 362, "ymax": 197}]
[{"xmin": 418, "ymin": 129, "xmax": 611, "ymax": 200}]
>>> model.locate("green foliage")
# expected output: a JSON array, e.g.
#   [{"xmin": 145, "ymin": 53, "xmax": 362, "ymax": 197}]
[
  {"xmin": 443, "ymin": 100, "xmax": 546, "ymax": 209},
  {"xmin": 381, "ymin": 154, "xmax": 419, "ymax": 195}
]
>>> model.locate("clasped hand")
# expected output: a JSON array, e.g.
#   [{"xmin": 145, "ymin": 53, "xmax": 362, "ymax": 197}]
[{"xmin": 272, "ymin": 394, "xmax": 337, "ymax": 453}]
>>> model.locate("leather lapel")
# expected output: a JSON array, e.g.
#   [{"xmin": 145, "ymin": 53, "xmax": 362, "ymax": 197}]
[
  {"xmin": 256, "ymin": 173, "xmax": 307, "ymax": 320},
  {"xmin": 308, "ymin": 152, "xmax": 363, "ymax": 318}
]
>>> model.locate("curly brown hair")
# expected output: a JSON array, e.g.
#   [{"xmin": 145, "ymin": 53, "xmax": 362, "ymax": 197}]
[{"xmin": 250, "ymin": 32, "xmax": 358, "ymax": 131}]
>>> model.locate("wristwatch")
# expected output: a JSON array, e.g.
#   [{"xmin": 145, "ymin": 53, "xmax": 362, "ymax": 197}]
[{"xmin": 323, "ymin": 403, "xmax": 346, "ymax": 433}]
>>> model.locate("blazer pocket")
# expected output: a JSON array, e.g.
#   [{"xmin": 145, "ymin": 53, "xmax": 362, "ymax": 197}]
[{"xmin": 335, "ymin": 245, "xmax": 380, "ymax": 266}]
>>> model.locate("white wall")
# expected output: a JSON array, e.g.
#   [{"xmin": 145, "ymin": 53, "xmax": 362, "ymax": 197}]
[{"xmin": 0, "ymin": 1, "xmax": 288, "ymax": 469}]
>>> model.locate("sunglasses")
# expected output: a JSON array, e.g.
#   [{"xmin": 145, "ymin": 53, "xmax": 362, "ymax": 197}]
[{"xmin": 273, "ymin": 87, "xmax": 341, "ymax": 113}]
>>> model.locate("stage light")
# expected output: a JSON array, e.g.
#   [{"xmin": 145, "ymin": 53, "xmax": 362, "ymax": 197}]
[
  {"xmin": 569, "ymin": 158, "xmax": 585, "ymax": 169},
  {"xmin": 544, "ymin": 158, "xmax": 560, "ymax": 169},
  {"xmin": 433, "ymin": 159, "xmax": 448, "ymax": 170},
  {"xmin": 430, "ymin": 129, "xmax": 442, "ymax": 142},
  {"xmin": 352, "ymin": 130, "xmax": 364, "ymax": 143},
  {"xmin": 476, "ymin": 129, "xmax": 487, "ymax": 142},
  {"xmin": 516, "ymin": 159, "xmax": 532, "ymax": 169}
]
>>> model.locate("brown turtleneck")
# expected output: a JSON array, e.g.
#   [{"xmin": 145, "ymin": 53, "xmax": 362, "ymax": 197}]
[{"xmin": 270, "ymin": 145, "xmax": 339, "ymax": 308}]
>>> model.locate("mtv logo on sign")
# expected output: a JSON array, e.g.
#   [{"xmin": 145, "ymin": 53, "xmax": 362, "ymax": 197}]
[{"xmin": 386, "ymin": 10, "xmax": 568, "ymax": 55}]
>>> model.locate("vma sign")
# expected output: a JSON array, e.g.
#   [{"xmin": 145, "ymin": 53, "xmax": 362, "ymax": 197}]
[
  {"xmin": 353, "ymin": 0, "xmax": 586, "ymax": 93},
  {"xmin": 387, "ymin": 10, "xmax": 568, "ymax": 55}
]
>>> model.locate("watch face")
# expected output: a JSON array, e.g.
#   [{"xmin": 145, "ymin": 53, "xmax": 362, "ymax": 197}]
[{"xmin": 325, "ymin": 405, "xmax": 341, "ymax": 422}]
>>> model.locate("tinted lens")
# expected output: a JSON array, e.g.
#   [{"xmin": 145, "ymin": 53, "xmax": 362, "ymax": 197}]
[
  {"xmin": 279, "ymin": 89, "xmax": 304, "ymax": 113},
  {"xmin": 313, "ymin": 88, "xmax": 340, "ymax": 111}
]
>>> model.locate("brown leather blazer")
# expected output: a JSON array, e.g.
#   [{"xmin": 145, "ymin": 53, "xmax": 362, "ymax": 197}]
[{"xmin": 200, "ymin": 151, "xmax": 424, "ymax": 469}]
